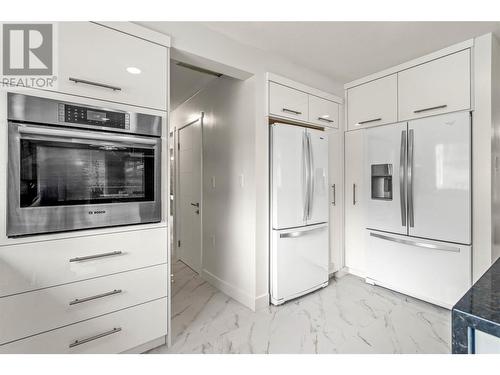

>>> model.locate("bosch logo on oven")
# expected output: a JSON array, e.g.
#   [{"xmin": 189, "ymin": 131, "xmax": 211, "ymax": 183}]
[{"xmin": 88, "ymin": 210, "xmax": 106, "ymax": 215}]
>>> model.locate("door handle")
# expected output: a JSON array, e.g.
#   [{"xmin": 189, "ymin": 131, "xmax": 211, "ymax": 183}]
[
  {"xmin": 280, "ymin": 225, "xmax": 327, "ymax": 238},
  {"xmin": 282, "ymin": 107, "xmax": 302, "ymax": 115},
  {"xmin": 408, "ymin": 129, "xmax": 415, "ymax": 228},
  {"xmin": 190, "ymin": 202, "xmax": 199, "ymax": 207},
  {"xmin": 69, "ymin": 77, "xmax": 121, "ymax": 91},
  {"xmin": 332, "ymin": 184, "xmax": 336, "ymax": 206},
  {"xmin": 400, "ymin": 130, "xmax": 407, "ymax": 227},
  {"xmin": 353, "ymin": 183, "xmax": 356, "ymax": 205},
  {"xmin": 413, "ymin": 104, "xmax": 447, "ymax": 114},
  {"xmin": 369, "ymin": 232, "xmax": 460, "ymax": 252}
]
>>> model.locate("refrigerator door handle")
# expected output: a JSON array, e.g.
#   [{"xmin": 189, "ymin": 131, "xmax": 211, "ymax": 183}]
[
  {"xmin": 307, "ymin": 132, "xmax": 314, "ymax": 220},
  {"xmin": 408, "ymin": 129, "xmax": 415, "ymax": 228},
  {"xmin": 302, "ymin": 131, "xmax": 309, "ymax": 222},
  {"xmin": 400, "ymin": 130, "xmax": 407, "ymax": 227},
  {"xmin": 280, "ymin": 225, "xmax": 327, "ymax": 238},
  {"xmin": 369, "ymin": 232, "xmax": 460, "ymax": 253}
]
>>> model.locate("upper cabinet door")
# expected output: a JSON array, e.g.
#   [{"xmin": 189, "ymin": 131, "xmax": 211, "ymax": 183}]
[
  {"xmin": 57, "ymin": 22, "xmax": 168, "ymax": 110},
  {"xmin": 309, "ymin": 96, "xmax": 339, "ymax": 128},
  {"xmin": 269, "ymin": 82, "xmax": 308, "ymax": 122},
  {"xmin": 398, "ymin": 49, "xmax": 471, "ymax": 121},
  {"xmin": 347, "ymin": 74, "xmax": 397, "ymax": 130}
]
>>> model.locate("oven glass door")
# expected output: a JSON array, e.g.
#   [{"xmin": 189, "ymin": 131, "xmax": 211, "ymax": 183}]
[{"xmin": 8, "ymin": 123, "xmax": 161, "ymax": 236}]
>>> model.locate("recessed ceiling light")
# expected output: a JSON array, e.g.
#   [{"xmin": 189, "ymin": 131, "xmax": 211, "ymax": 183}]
[{"xmin": 126, "ymin": 67, "xmax": 141, "ymax": 75}]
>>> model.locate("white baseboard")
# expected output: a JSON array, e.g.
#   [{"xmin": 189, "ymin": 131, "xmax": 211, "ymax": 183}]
[
  {"xmin": 254, "ymin": 293, "xmax": 270, "ymax": 310},
  {"xmin": 202, "ymin": 269, "xmax": 254, "ymax": 310},
  {"xmin": 345, "ymin": 266, "xmax": 366, "ymax": 279}
]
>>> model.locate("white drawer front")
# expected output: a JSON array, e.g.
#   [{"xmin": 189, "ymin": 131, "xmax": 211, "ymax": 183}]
[
  {"xmin": 308, "ymin": 95, "xmax": 339, "ymax": 128},
  {"xmin": 398, "ymin": 49, "xmax": 471, "ymax": 121},
  {"xmin": 0, "ymin": 298, "xmax": 167, "ymax": 354},
  {"xmin": 56, "ymin": 22, "xmax": 168, "ymax": 111},
  {"xmin": 0, "ymin": 228, "xmax": 167, "ymax": 297},
  {"xmin": 269, "ymin": 82, "xmax": 308, "ymax": 122},
  {"xmin": 0, "ymin": 264, "xmax": 167, "ymax": 345},
  {"xmin": 365, "ymin": 230, "xmax": 471, "ymax": 308},
  {"xmin": 347, "ymin": 74, "xmax": 398, "ymax": 130}
]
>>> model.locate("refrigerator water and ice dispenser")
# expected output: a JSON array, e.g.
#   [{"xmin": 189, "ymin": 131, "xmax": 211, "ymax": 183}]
[{"xmin": 371, "ymin": 164, "xmax": 393, "ymax": 200}]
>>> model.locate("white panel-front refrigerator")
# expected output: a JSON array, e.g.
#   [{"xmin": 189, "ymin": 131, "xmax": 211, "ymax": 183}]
[
  {"xmin": 270, "ymin": 123, "xmax": 329, "ymax": 305},
  {"xmin": 364, "ymin": 111, "xmax": 471, "ymax": 308}
]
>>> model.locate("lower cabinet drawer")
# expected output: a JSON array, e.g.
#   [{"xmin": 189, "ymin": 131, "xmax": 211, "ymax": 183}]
[
  {"xmin": 0, "ymin": 264, "xmax": 167, "ymax": 345},
  {"xmin": 0, "ymin": 227, "xmax": 167, "ymax": 297},
  {"xmin": 0, "ymin": 298, "xmax": 167, "ymax": 353}
]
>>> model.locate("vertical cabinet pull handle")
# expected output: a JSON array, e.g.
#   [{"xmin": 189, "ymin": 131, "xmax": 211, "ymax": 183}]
[
  {"xmin": 332, "ymin": 184, "xmax": 336, "ymax": 206},
  {"xmin": 353, "ymin": 183, "xmax": 356, "ymax": 205}
]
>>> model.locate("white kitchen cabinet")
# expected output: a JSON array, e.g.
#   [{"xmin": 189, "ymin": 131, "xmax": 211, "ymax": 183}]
[
  {"xmin": 327, "ymin": 128, "xmax": 343, "ymax": 273},
  {"xmin": 0, "ymin": 264, "xmax": 167, "ymax": 346},
  {"xmin": 0, "ymin": 298, "xmax": 167, "ymax": 354},
  {"xmin": 347, "ymin": 74, "xmax": 397, "ymax": 130},
  {"xmin": 0, "ymin": 227, "xmax": 168, "ymax": 298},
  {"xmin": 344, "ymin": 130, "xmax": 365, "ymax": 274},
  {"xmin": 309, "ymin": 95, "xmax": 339, "ymax": 128},
  {"xmin": 57, "ymin": 22, "xmax": 168, "ymax": 110},
  {"xmin": 398, "ymin": 49, "xmax": 471, "ymax": 121},
  {"xmin": 269, "ymin": 82, "xmax": 309, "ymax": 122}
]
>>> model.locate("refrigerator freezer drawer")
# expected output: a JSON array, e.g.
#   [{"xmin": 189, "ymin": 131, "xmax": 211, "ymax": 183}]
[
  {"xmin": 365, "ymin": 230, "xmax": 471, "ymax": 308},
  {"xmin": 271, "ymin": 224, "xmax": 329, "ymax": 304}
]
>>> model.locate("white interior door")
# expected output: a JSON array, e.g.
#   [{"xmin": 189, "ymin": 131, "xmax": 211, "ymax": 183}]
[
  {"xmin": 365, "ymin": 122, "xmax": 407, "ymax": 235},
  {"xmin": 408, "ymin": 112, "xmax": 471, "ymax": 244},
  {"xmin": 271, "ymin": 124, "xmax": 307, "ymax": 229},
  {"xmin": 178, "ymin": 118, "xmax": 202, "ymax": 273},
  {"xmin": 307, "ymin": 128, "xmax": 329, "ymax": 225}
]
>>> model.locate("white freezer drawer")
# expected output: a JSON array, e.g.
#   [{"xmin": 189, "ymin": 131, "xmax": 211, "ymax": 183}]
[
  {"xmin": 0, "ymin": 264, "xmax": 167, "ymax": 346},
  {"xmin": 0, "ymin": 298, "xmax": 167, "ymax": 354},
  {"xmin": 271, "ymin": 224, "xmax": 329, "ymax": 304},
  {"xmin": 366, "ymin": 230, "xmax": 471, "ymax": 308}
]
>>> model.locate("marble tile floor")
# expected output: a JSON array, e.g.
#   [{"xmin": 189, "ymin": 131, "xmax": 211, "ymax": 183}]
[{"xmin": 148, "ymin": 260, "xmax": 451, "ymax": 354}]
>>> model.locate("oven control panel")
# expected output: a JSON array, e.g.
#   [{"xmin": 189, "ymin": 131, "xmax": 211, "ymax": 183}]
[{"xmin": 59, "ymin": 104, "xmax": 130, "ymax": 130}]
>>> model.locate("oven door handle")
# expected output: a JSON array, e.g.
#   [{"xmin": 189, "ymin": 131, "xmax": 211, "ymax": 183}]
[{"xmin": 17, "ymin": 125, "xmax": 158, "ymax": 146}]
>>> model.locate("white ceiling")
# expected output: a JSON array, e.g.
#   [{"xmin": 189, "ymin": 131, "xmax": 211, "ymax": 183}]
[
  {"xmin": 170, "ymin": 60, "xmax": 219, "ymax": 110},
  {"xmin": 201, "ymin": 21, "xmax": 500, "ymax": 83}
]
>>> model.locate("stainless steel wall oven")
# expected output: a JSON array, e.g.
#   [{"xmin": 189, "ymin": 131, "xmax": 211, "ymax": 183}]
[{"xmin": 7, "ymin": 93, "xmax": 162, "ymax": 237}]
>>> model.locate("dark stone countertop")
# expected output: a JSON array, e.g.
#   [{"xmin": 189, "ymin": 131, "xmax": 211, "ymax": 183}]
[{"xmin": 452, "ymin": 257, "xmax": 500, "ymax": 353}]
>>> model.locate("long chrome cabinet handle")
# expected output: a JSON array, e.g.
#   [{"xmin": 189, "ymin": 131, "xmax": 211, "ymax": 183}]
[
  {"xmin": 307, "ymin": 132, "xmax": 314, "ymax": 220},
  {"xmin": 318, "ymin": 117, "xmax": 334, "ymax": 123},
  {"xmin": 352, "ymin": 183, "xmax": 356, "ymax": 205},
  {"xmin": 400, "ymin": 130, "xmax": 407, "ymax": 227},
  {"xmin": 69, "ymin": 77, "xmax": 121, "ymax": 91},
  {"xmin": 358, "ymin": 118, "xmax": 382, "ymax": 125},
  {"xmin": 280, "ymin": 226, "xmax": 327, "ymax": 238},
  {"xmin": 69, "ymin": 289, "xmax": 123, "ymax": 306},
  {"xmin": 332, "ymin": 184, "xmax": 336, "ymax": 206},
  {"xmin": 282, "ymin": 107, "xmax": 302, "ymax": 115},
  {"xmin": 413, "ymin": 104, "xmax": 447, "ymax": 114},
  {"xmin": 69, "ymin": 251, "xmax": 123, "ymax": 263},
  {"xmin": 69, "ymin": 327, "xmax": 122, "ymax": 348},
  {"xmin": 369, "ymin": 232, "xmax": 460, "ymax": 253},
  {"xmin": 408, "ymin": 129, "xmax": 415, "ymax": 228}
]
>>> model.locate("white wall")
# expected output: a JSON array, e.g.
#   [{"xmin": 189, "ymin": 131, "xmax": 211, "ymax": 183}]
[
  {"xmin": 140, "ymin": 21, "xmax": 344, "ymax": 309},
  {"xmin": 491, "ymin": 34, "xmax": 500, "ymax": 264},
  {"xmin": 172, "ymin": 76, "xmax": 257, "ymax": 309}
]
